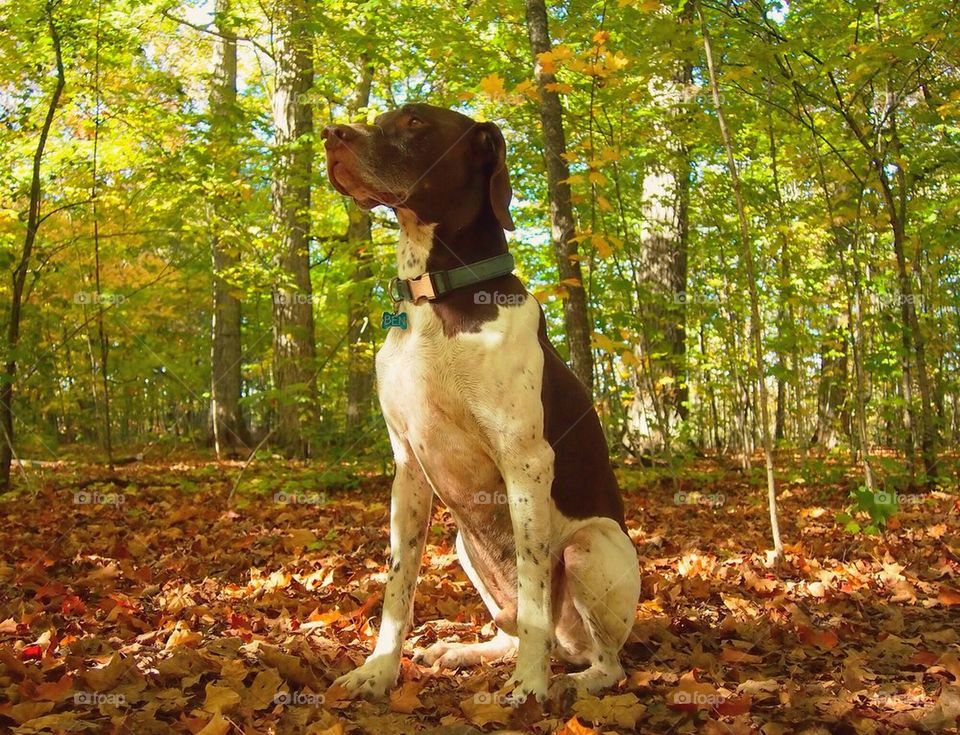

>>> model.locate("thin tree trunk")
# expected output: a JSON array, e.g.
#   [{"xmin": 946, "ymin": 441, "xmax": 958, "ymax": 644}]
[
  {"xmin": 766, "ymin": 115, "xmax": 792, "ymax": 444},
  {"xmin": 811, "ymin": 315, "xmax": 847, "ymax": 450},
  {"xmin": 209, "ymin": 0, "xmax": 249, "ymax": 457},
  {"xmin": 91, "ymin": 0, "xmax": 113, "ymax": 465},
  {"xmin": 699, "ymin": 3, "xmax": 783, "ymax": 558},
  {"xmin": 271, "ymin": 0, "xmax": 317, "ymax": 458},
  {"xmin": 824, "ymin": 46, "xmax": 937, "ymax": 482},
  {"xmin": 524, "ymin": 0, "xmax": 593, "ymax": 392},
  {"xmin": 0, "ymin": 1, "xmax": 64, "ymax": 488}
]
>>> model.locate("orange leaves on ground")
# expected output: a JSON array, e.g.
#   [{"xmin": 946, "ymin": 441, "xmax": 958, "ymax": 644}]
[
  {"xmin": 556, "ymin": 716, "xmax": 600, "ymax": 734},
  {"xmin": 721, "ymin": 646, "xmax": 764, "ymax": 665},
  {"xmin": 388, "ymin": 680, "xmax": 424, "ymax": 714},
  {"xmin": 572, "ymin": 692, "xmax": 646, "ymax": 729},
  {"xmin": 937, "ymin": 586, "xmax": 960, "ymax": 606},
  {"xmin": 1, "ymin": 459, "xmax": 958, "ymax": 733},
  {"xmin": 797, "ymin": 625, "xmax": 840, "ymax": 651}
]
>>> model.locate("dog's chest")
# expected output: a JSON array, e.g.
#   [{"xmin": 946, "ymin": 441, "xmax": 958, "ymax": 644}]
[
  {"xmin": 377, "ymin": 313, "xmax": 496, "ymax": 498},
  {"xmin": 376, "ymin": 298, "xmax": 544, "ymax": 511}
]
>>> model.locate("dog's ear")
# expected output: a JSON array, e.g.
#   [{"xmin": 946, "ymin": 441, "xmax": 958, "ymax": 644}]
[{"xmin": 476, "ymin": 121, "xmax": 515, "ymax": 231}]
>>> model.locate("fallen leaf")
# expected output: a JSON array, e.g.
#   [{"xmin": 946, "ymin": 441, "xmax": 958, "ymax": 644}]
[
  {"xmin": 573, "ymin": 692, "xmax": 646, "ymax": 728},
  {"xmin": 247, "ymin": 668, "xmax": 283, "ymax": 710},
  {"xmin": 721, "ymin": 647, "xmax": 763, "ymax": 664},
  {"xmin": 797, "ymin": 625, "xmax": 840, "ymax": 651},
  {"xmin": 459, "ymin": 691, "xmax": 510, "ymax": 726},
  {"xmin": 203, "ymin": 682, "xmax": 241, "ymax": 715},
  {"xmin": 937, "ymin": 587, "xmax": 960, "ymax": 606},
  {"xmin": 389, "ymin": 680, "xmax": 424, "ymax": 714},
  {"xmin": 197, "ymin": 712, "xmax": 231, "ymax": 735},
  {"xmin": 556, "ymin": 716, "xmax": 601, "ymax": 735}
]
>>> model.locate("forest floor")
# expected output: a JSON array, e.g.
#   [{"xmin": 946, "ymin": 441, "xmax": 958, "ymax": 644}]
[{"xmin": 0, "ymin": 453, "xmax": 958, "ymax": 734}]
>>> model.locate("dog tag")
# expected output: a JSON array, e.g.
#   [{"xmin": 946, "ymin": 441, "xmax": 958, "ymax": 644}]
[{"xmin": 381, "ymin": 310, "xmax": 408, "ymax": 330}]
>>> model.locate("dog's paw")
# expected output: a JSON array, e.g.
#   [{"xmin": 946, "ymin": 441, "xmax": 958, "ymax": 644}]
[
  {"xmin": 503, "ymin": 670, "xmax": 549, "ymax": 706},
  {"xmin": 330, "ymin": 657, "xmax": 398, "ymax": 700},
  {"xmin": 415, "ymin": 641, "xmax": 457, "ymax": 668}
]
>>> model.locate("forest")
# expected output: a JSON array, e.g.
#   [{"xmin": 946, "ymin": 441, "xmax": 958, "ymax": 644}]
[{"xmin": 0, "ymin": 0, "xmax": 958, "ymax": 733}]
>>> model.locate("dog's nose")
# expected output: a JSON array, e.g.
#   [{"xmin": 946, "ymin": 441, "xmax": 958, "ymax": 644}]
[{"xmin": 322, "ymin": 124, "xmax": 356, "ymax": 147}]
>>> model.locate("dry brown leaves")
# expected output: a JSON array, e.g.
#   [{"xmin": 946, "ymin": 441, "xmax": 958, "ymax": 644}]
[{"xmin": 0, "ymin": 457, "xmax": 958, "ymax": 734}]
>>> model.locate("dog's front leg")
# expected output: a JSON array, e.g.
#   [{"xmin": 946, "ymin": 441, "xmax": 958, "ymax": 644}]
[
  {"xmin": 332, "ymin": 457, "xmax": 432, "ymax": 698},
  {"xmin": 502, "ymin": 441, "xmax": 555, "ymax": 704}
]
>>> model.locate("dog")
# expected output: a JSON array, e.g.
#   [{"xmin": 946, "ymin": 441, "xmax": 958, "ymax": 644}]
[{"xmin": 321, "ymin": 103, "xmax": 640, "ymax": 703}]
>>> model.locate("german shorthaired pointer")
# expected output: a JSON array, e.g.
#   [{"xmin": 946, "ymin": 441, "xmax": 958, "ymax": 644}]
[{"xmin": 322, "ymin": 103, "xmax": 640, "ymax": 703}]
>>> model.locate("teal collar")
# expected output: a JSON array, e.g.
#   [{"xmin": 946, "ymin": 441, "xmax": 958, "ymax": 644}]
[{"xmin": 388, "ymin": 253, "xmax": 515, "ymax": 303}]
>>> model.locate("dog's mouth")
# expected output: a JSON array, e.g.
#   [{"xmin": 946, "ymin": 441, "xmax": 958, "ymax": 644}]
[{"xmin": 327, "ymin": 160, "xmax": 403, "ymax": 210}]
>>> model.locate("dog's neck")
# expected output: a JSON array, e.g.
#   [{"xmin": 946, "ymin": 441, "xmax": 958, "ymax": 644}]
[
  {"xmin": 395, "ymin": 211, "xmax": 436, "ymax": 280},
  {"xmin": 395, "ymin": 208, "xmax": 509, "ymax": 281}
]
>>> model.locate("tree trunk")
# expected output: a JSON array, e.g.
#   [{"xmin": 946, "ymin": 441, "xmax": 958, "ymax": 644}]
[
  {"xmin": 699, "ymin": 2, "xmax": 783, "ymax": 558},
  {"xmin": 524, "ymin": 0, "xmax": 593, "ymax": 392},
  {"xmin": 0, "ymin": 1, "xmax": 64, "ymax": 488},
  {"xmin": 628, "ymin": 49, "xmax": 692, "ymax": 454},
  {"xmin": 271, "ymin": 0, "xmax": 317, "ymax": 458},
  {"xmin": 344, "ymin": 62, "xmax": 375, "ymax": 435},
  {"xmin": 810, "ymin": 314, "xmax": 847, "ymax": 450},
  {"xmin": 209, "ymin": 0, "xmax": 249, "ymax": 457},
  {"xmin": 766, "ymin": 114, "xmax": 794, "ymax": 445}
]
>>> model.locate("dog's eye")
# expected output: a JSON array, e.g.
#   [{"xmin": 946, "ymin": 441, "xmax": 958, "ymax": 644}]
[{"xmin": 407, "ymin": 116, "xmax": 424, "ymax": 128}]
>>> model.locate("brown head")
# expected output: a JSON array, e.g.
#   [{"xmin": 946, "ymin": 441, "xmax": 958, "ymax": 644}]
[{"xmin": 321, "ymin": 103, "xmax": 515, "ymax": 235}]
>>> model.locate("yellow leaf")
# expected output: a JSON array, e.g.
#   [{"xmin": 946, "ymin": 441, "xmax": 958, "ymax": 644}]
[
  {"xmin": 597, "ymin": 195, "xmax": 612, "ymax": 212},
  {"xmin": 621, "ymin": 350, "xmax": 638, "ymax": 367},
  {"xmin": 592, "ymin": 332, "xmax": 617, "ymax": 351},
  {"xmin": 203, "ymin": 683, "xmax": 241, "ymax": 715},
  {"xmin": 512, "ymin": 79, "xmax": 538, "ymax": 100},
  {"xmin": 389, "ymin": 681, "xmax": 424, "ymax": 713},
  {"xmin": 546, "ymin": 82, "xmax": 573, "ymax": 94},
  {"xmin": 479, "ymin": 73, "xmax": 507, "ymax": 99},
  {"xmin": 588, "ymin": 171, "xmax": 608, "ymax": 186},
  {"xmin": 591, "ymin": 233, "xmax": 612, "ymax": 258},
  {"xmin": 573, "ymin": 693, "xmax": 646, "ymax": 729},
  {"xmin": 197, "ymin": 713, "xmax": 231, "ymax": 735},
  {"xmin": 537, "ymin": 51, "xmax": 557, "ymax": 75},
  {"xmin": 460, "ymin": 692, "xmax": 511, "ymax": 726}
]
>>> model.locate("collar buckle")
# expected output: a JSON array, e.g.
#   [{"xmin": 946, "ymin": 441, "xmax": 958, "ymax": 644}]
[{"xmin": 407, "ymin": 273, "xmax": 437, "ymax": 302}]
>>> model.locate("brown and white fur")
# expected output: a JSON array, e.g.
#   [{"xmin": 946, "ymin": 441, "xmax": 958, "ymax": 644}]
[{"xmin": 322, "ymin": 104, "xmax": 640, "ymax": 703}]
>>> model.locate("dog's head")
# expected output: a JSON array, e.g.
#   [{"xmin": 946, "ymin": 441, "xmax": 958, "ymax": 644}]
[{"xmin": 322, "ymin": 103, "xmax": 514, "ymax": 232}]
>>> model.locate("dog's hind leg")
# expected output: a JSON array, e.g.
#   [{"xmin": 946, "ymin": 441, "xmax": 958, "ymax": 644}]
[
  {"xmin": 417, "ymin": 531, "xmax": 518, "ymax": 669},
  {"xmin": 551, "ymin": 520, "xmax": 639, "ymax": 695}
]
